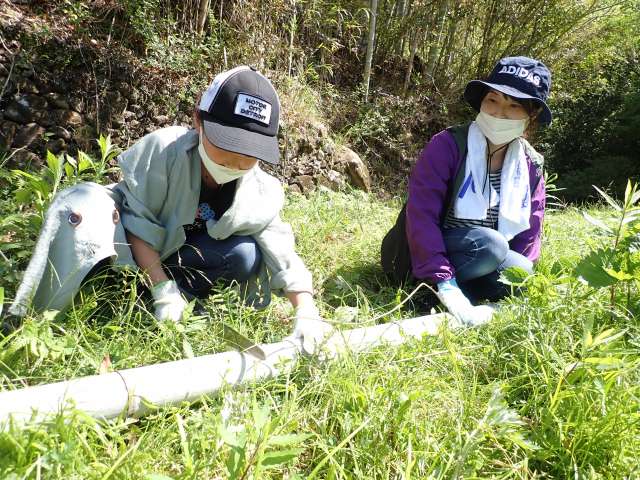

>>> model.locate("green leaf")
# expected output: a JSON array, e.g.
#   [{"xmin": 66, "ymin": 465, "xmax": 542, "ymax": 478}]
[
  {"xmin": 629, "ymin": 188, "xmax": 640, "ymax": 206},
  {"xmin": 65, "ymin": 154, "xmax": 77, "ymax": 168},
  {"xmin": 624, "ymin": 180, "xmax": 633, "ymax": 205},
  {"xmin": 591, "ymin": 329, "xmax": 626, "ymax": 348},
  {"xmin": 11, "ymin": 169, "xmax": 39, "ymax": 181},
  {"xmin": 260, "ymin": 448, "xmax": 304, "ymax": 467},
  {"xmin": 583, "ymin": 212, "xmax": 613, "ymax": 234},
  {"xmin": 143, "ymin": 474, "xmax": 175, "ymax": 480},
  {"xmin": 506, "ymin": 432, "xmax": 539, "ymax": 451},
  {"xmin": 42, "ymin": 310, "xmax": 60, "ymax": 322},
  {"xmin": 499, "ymin": 266, "xmax": 531, "ymax": 286},
  {"xmin": 34, "ymin": 179, "xmax": 51, "ymax": 198},
  {"xmin": 267, "ymin": 433, "xmax": 311, "ymax": 447},
  {"xmin": 224, "ymin": 445, "xmax": 246, "ymax": 478},
  {"xmin": 307, "ymin": 417, "xmax": 372, "ymax": 479},
  {"xmin": 15, "ymin": 187, "xmax": 33, "ymax": 204},
  {"xmin": 64, "ymin": 163, "xmax": 75, "ymax": 179},
  {"xmin": 593, "ymin": 185, "xmax": 622, "ymax": 212},
  {"xmin": 77, "ymin": 151, "xmax": 94, "ymax": 173},
  {"xmin": 627, "ymin": 207, "xmax": 640, "ymax": 217},
  {"xmin": 98, "ymin": 134, "xmax": 118, "ymax": 162},
  {"xmin": 583, "ymin": 356, "xmax": 624, "ymax": 368},
  {"xmin": 182, "ymin": 337, "xmax": 194, "ymax": 359},
  {"xmin": 219, "ymin": 424, "xmax": 247, "ymax": 449},
  {"xmin": 0, "ymin": 287, "xmax": 3, "ymax": 317},
  {"xmin": 98, "ymin": 134, "xmax": 108, "ymax": 155},
  {"xmin": 46, "ymin": 150, "xmax": 61, "ymax": 173},
  {"xmin": 252, "ymin": 402, "xmax": 270, "ymax": 431},
  {"xmin": 574, "ymin": 248, "xmax": 618, "ymax": 288},
  {"xmin": 395, "ymin": 392, "xmax": 412, "ymax": 420},
  {"xmin": 603, "ymin": 268, "xmax": 635, "ymax": 281},
  {"xmin": 621, "ymin": 213, "xmax": 640, "ymax": 226}
]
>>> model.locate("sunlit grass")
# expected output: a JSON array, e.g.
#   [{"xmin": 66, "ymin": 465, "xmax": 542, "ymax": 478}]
[{"xmin": 1, "ymin": 186, "xmax": 639, "ymax": 478}]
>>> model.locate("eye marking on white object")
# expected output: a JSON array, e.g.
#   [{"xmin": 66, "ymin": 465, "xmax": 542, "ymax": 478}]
[{"xmin": 68, "ymin": 212, "xmax": 82, "ymax": 226}]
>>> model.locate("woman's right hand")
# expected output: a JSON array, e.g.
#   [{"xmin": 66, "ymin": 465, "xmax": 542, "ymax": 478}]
[{"xmin": 436, "ymin": 278, "xmax": 494, "ymax": 327}]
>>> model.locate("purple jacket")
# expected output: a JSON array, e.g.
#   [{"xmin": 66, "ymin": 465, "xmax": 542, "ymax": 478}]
[{"xmin": 406, "ymin": 129, "xmax": 546, "ymax": 283}]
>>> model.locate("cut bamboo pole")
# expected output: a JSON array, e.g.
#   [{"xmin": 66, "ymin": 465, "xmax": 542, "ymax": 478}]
[{"xmin": 0, "ymin": 313, "xmax": 457, "ymax": 429}]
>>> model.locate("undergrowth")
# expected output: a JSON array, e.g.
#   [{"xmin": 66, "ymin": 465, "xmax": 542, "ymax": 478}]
[{"xmin": 0, "ymin": 146, "xmax": 639, "ymax": 478}]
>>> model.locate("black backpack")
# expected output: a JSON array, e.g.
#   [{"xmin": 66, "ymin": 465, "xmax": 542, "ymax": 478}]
[{"xmin": 380, "ymin": 124, "xmax": 469, "ymax": 284}]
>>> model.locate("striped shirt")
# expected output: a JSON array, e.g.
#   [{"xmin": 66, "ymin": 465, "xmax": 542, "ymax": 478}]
[{"xmin": 444, "ymin": 169, "xmax": 502, "ymax": 230}]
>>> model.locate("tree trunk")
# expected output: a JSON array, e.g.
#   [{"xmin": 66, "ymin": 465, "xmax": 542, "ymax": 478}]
[
  {"xmin": 476, "ymin": 0, "xmax": 498, "ymax": 77},
  {"xmin": 288, "ymin": 0, "xmax": 297, "ymax": 76},
  {"xmin": 363, "ymin": 0, "xmax": 379, "ymax": 103},
  {"xmin": 196, "ymin": 0, "xmax": 211, "ymax": 36},
  {"xmin": 425, "ymin": 0, "xmax": 449, "ymax": 79},
  {"xmin": 403, "ymin": 27, "xmax": 421, "ymax": 95},
  {"xmin": 436, "ymin": 4, "xmax": 458, "ymax": 83},
  {"xmin": 397, "ymin": 0, "xmax": 410, "ymax": 57}
]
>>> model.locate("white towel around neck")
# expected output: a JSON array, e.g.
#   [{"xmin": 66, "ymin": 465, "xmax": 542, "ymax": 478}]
[{"xmin": 452, "ymin": 122, "xmax": 531, "ymax": 240}]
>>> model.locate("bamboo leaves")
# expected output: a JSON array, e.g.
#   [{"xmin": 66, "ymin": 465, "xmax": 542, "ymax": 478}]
[{"xmin": 575, "ymin": 181, "xmax": 640, "ymax": 306}]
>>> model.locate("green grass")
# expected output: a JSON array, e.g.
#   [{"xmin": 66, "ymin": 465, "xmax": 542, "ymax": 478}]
[{"xmin": 1, "ymin": 185, "xmax": 640, "ymax": 479}]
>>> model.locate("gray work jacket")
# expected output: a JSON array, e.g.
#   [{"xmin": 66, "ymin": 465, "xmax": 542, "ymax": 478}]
[{"xmin": 113, "ymin": 126, "xmax": 313, "ymax": 296}]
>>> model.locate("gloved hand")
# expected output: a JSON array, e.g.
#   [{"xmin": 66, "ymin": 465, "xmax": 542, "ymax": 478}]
[
  {"xmin": 291, "ymin": 303, "xmax": 334, "ymax": 354},
  {"xmin": 436, "ymin": 278, "xmax": 494, "ymax": 327},
  {"xmin": 151, "ymin": 280, "xmax": 188, "ymax": 322}
]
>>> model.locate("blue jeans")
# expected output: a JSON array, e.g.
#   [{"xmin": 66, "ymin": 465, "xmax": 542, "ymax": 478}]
[
  {"xmin": 163, "ymin": 231, "xmax": 262, "ymax": 299},
  {"xmin": 442, "ymin": 227, "xmax": 533, "ymax": 303}
]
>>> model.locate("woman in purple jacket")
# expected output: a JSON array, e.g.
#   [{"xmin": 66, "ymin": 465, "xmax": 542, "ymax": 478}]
[{"xmin": 383, "ymin": 56, "xmax": 551, "ymax": 326}]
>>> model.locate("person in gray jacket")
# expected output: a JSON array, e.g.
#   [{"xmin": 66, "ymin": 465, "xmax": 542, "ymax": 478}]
[
  {"xmin": 8, "ymin": 65, "xmax": 331, "ymax": 352},
  {"xmin": 115, "ymin": 66, "xmax": 331, "ymax": 348},
  {"xmin": 111, "ymin": 65, "xmax": 332, "ymax": 351}
]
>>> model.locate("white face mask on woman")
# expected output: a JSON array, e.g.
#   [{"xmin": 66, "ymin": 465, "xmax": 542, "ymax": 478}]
[
  {"xmin": 475, "ymin": 111, "xmax": 527, "ymax": 145},
  {"xmin": 198, "ymin": 129, "xmax": 253, "ymax": 184}
]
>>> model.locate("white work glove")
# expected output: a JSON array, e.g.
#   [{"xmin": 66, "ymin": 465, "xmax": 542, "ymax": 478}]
[
  {"xmin": 436, "ymin": 278, "xmax": 494, "ymax": 327},
  {"xmin": 151, "ymin": 280, "xmax": 188, "ymax": 323},
  {"xmin": 291, "ymin": 303, "xmax": 334, "ymax": 355}
]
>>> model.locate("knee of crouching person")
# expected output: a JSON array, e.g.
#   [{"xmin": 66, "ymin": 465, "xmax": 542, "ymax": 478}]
[
  {"xmin": 479, "ymin": 228, "xmax": 510, "ymax": 268},
  {"xmin": 227, "ymin": 239, "xmax": 262, "ymax": 282}
]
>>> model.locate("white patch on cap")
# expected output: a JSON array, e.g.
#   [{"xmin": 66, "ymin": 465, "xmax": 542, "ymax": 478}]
[
  {"xmin": 234, "ymin": 93, "xmax": 272, "ymax": 125},
  {"xmin": 199, "ymin": 65, "xmax": 251, "ymax": 112}
]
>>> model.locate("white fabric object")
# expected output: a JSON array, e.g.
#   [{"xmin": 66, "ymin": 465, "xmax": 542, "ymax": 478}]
[
  {"xmin": 453, "ymin": 122, "xmax": 531, "ymax": 240},
  {"xmin": 9, "ymin": 182, "xmax": 134, "ymax": 317},
  {"xmin": 151, "ymin": 280, "xmax": 187, "ymax": 323},
  {"xmin": 290, "ymin": 304, "xmax": 334, "ymax": 355},
  {"xmin": 198, "ymin": 128, "xmax": 253, "ymax": 184},
  {"xmin": 475, "ymin": 111, "xmax": 527, "ymax": 145},
  {"xmin": 436, "ymin": 281, "xmax": 494, "ymax": 327}
]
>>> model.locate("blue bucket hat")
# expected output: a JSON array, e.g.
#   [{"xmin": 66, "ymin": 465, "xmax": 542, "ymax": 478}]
[{"xmin": 464, "ymin": 56, "xmax": 552, "ymax": 125}]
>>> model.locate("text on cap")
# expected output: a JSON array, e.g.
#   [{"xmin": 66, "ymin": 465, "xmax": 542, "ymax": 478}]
[{"xmin": 234, "ymin": 94, "xmax": 272, "ymax": 125}]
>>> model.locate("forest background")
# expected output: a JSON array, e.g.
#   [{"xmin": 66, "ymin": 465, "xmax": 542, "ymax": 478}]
[{"xmin": 0, "ymin": 0, "xmax": 638, "ymax": 200}]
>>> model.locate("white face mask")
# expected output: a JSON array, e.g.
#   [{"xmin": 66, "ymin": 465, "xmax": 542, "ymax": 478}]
[
  {"xmin": 198, "ymin": 129, "xmax": 253, "ymax": 184},
  {"xmin": 475, "ymin": 111, "xmax": 527, "ymax": 145}
]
